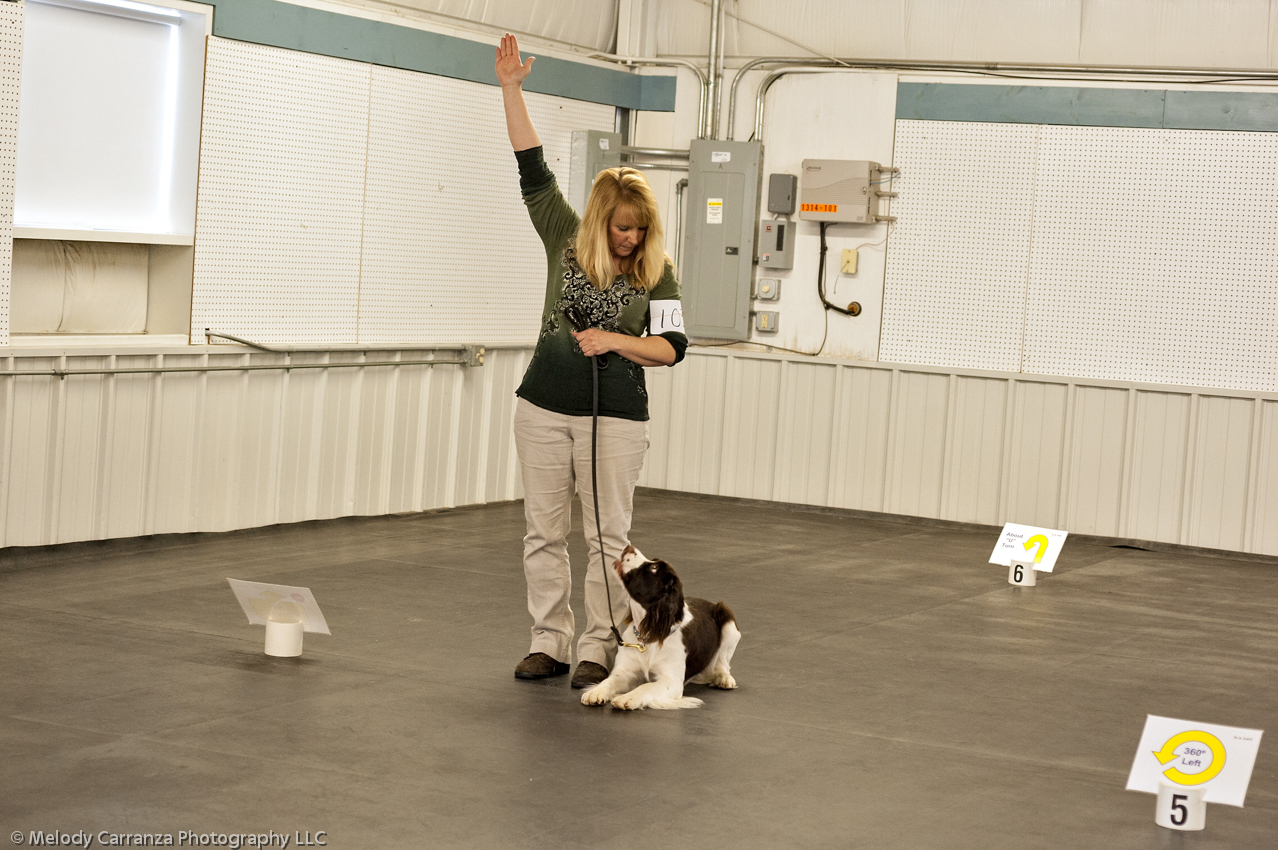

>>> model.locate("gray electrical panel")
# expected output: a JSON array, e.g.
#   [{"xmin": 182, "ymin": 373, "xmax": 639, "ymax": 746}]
[
  {"xmin": 681, "ymin": 139, "xmax": 763, "ymax": 341},
  {"xmin": 758, "ymin": 219, "xmax": 794, "ymax": 269},
  {"xmin": 569, "ymin": 130, "xmax": 622, "ymax": 215}
]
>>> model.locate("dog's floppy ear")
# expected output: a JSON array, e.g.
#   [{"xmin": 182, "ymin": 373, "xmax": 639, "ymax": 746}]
[{"xmin": 637, "ymin": 561, "xmax": 684, "ymax": 644}]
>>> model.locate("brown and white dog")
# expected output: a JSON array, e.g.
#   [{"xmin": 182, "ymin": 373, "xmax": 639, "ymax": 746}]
[{"xmin": 581, "ymin": 545, "xmax": 740, "ymax": 710}]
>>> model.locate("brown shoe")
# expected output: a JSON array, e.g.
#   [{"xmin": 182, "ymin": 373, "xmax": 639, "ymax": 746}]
[
  {"xmin": 514, "ymin": 652, "xmax": 569, "ymax": 680},
  {"xmin": 571, "ymin": 661, "xmax": 609, "ymax": 689}
]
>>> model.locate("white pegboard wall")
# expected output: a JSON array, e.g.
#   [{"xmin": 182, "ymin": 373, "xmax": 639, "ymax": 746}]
[
  {"xmin": 1025, "ymin": 125, "xmax": 1278, "ymax": 392},
  {"xmin": 881, "ymin": 120, "xmax": 1040, "ymax": 372},
  {"xmin": 0, "ymin": 3, "xmax": 21, "ymax": 345},
  {"xmin": 357, "ymin": 67, "xmax": 615, "ymax": 346},
  {"xmin": 192, "ymin": 38, "xmax": 370, "ymax": 345}
]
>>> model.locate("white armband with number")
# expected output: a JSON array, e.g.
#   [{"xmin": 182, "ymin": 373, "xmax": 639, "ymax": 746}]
[{"xmin": 649, "ymin": 300, "xmax": 684, "ymax": 335}]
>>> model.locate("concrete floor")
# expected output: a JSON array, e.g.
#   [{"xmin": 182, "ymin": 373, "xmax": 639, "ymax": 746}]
[{"xmin": 2, "ymin": 489, "xmax": 1277, "ymax": 849}]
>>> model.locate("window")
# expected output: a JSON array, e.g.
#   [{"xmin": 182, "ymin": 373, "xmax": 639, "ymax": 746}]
[{"xmin": 11, "ymin": 0, "xmax": 210, "ymax": 338}]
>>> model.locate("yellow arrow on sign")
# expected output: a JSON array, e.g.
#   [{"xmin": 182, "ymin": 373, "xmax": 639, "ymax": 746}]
[
  {"xmin": 1022, "ymin": 534, "xmax": 1050, "ymax": 563},
  {"xmin": 1153, "ymin": 730, "xmax": 1227, "ymax": 786}
]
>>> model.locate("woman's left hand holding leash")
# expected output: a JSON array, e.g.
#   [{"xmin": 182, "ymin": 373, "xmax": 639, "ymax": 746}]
[{"xmin": 572, "ymin": 328, "xmax": 618, "ymax": 358}]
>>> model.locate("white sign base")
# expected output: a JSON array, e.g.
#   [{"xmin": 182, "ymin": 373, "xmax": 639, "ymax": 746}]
[
  {"xmin": 265, "ymin": 620, "xmax": 304, "ymax": 657},
  {"xmin": 1156, "ymin": 782, "xmax": 1206, "ymax": 831},
  {"xmin": 1008, "ymin": 558, "xmax": 1037, "ymax": 586}
]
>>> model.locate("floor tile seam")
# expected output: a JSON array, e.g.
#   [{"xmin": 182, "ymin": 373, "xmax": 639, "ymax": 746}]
[
  {"xmin": 993, "ymin": 602, "xmax": 1278, "ymax": 638},
  {"xmin": 1055, "ymin": 597, "xmax": 1278, "ymax": 636},
  {"xmin": 522, "ymin": 792, "xmax": 667, "ymax": 842},
  {"xmin": 808, "ymin": 582, "xmax": 1278, "ymax": 639},
  {"xmin": 772, "ymin": 585, "xmax": 1053, "ymax": 642},
  {"xmin": 211, "ymin": 647, "xmax": 451, "ymax": 682},
  {"xmin": 123, "ymin": 732, "xmax": 385, "ymax": 780},
  {"xmin": 729, "ymin": 711, "xmax": 1127, "ymax": 782},
  {"xmin": 370, "ymin": 556, "xmax": 523, "ymax": 580},
  {"xmin": 0, "ymin": 604, "xmax": 272, "ymax": 647},
  {"xmin": 0, "ymin": 602, "xmax": 218, "ymax": 634},
  {"xmin": 182, "ymin": 645, "xmax": 547, "ymax": 703},
  {"xmin": 0, "ymin": 713, "xmax": 123, "ymax": 743},
  {"xmin": 8, "ymin": 675, "xmax": 419, "ymax": 755},
  {"xmin": 1084, "ymin": 646, "xmax": 1278, "ymax": 672},
  {"xmin": 6, "ymin": 667, "xmax": 386, "ymax": 719},
  {"xmin": 1012, "ymin": 638, "xmax": 1137, "ymax": 673},
  {"xmin": 734, "ymin": 600, "xmax": 1081, "ymax": 653},
  {"xmin": 255, "ymin": 648, "xmax": 575, "ymax": 698},
  {"xmin": 682, "ymin": 528, "xmax": 933, "ymax": 555}
]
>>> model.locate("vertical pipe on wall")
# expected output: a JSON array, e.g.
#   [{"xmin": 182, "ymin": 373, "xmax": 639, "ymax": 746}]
[
  {"xmin": 674, "ymin": 177, "xmax": 688, "ymax": 272},
  {"xmin": 705, "ymin": 0, "xmax": 722, "ymax": 139},
  {"xmin": 1243, "ymin": 397, "xmax": 1265, "ymax": 552}
]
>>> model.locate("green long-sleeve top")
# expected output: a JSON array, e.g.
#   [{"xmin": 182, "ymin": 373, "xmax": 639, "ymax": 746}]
[{"xmin": 514, "ymin": 146, "xmax": 688, "ymax": 421}]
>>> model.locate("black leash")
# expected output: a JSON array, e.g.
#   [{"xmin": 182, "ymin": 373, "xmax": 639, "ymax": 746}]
[
  {"xmin": 589, "ymin": 354, "xmax": 627, "ymax": 648},
  {"xmin": 565, "ymin": 305, "xmax": 642, "ymax": 652}
]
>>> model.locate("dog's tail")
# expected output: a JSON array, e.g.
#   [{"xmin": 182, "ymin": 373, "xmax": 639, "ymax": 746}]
[
  {"xmin": 710, "ymin": 601, "xmax": 736, "ymax": 631},
  {"xmin": 646, "ymin": 696, "xmax": 704, "ymax": 710}
]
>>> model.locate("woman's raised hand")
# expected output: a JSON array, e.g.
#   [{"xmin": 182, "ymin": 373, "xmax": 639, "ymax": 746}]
[{"xmin": 495, "ymin": 33, "xmax": 534, "ymax": 88}]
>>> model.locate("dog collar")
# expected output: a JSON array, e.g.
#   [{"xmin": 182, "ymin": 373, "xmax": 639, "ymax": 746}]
[
  {"xmin": 622, "ymin": 620, "xmax": 683, "ymax": 654},
  {"xmin": 620, "ymin": 628, "xmax": 647, "ymax": 653}
]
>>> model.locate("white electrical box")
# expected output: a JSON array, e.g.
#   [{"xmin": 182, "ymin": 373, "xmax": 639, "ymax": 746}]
[{"xmin": 799, "ymin": 159, "xmax": 892, "ymax": 224}]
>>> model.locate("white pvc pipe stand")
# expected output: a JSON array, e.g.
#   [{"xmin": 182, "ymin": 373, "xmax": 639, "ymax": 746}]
[
  {"xmin": 264, "ymin": 620, "xmax": 304, "ymax": 657},
  {"xmin": 1155, "ymin": 782, "xmax": 1207, "ymax": 831},
  {"xmin": 1008, "ymin": 558, "xmax": 1037, "ymax": 587}
]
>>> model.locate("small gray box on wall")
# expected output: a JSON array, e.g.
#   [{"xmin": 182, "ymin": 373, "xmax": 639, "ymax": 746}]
[
  {"xmin": 569, "ymin": 130, "xmax": 622, "ymax": 215},
  {"xmin": 681, "ymin": 139, "xmax": 763, "ymax": 341},
  {"xmin": 758, "ymin": 219, "xmax": 793, "ymax": 269},
  {"xmin": 767, "ymin": 173, "xmax": 797, "ymax": 215}
]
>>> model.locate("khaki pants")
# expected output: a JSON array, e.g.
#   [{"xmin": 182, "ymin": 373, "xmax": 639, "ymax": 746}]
[{"xmin": 513, "ymin": 398, "xmax": 648, "ymax": 668}]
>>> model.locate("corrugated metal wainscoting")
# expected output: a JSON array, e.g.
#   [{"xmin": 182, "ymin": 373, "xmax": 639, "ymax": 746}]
[
  {"xmin": 7, "ymin": 345, "xmax": 1277, "ymax": 559},
  {"xmin": 641, "ymin": 349, "xmax": 1278, "ymax": 558},
  {"xmin": 0, "ymin": 347, "xmax": 529, "ymax": 547}
]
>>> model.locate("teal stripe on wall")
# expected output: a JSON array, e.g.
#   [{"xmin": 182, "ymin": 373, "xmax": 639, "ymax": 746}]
[
  {"xmin": 1165, "ymin": 90, "xmax": 1278, "ymax": 132},
  {"xmin": 207, "ymin": 0, "xmax": 676, "ymax": 112},
  {"xmin": 897, "ymin": 82, "xmax": 1278, "ymax": 132}
]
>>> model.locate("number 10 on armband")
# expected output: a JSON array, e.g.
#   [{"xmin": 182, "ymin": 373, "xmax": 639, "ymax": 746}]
[{"xmin": 649, "ymin": 300, "xmax": 683, "ymax": 334}]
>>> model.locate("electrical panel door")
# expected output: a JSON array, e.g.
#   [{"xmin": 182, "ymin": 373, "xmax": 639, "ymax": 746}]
[
  {"xmin": 681, "ymin": 139, "xmax": 762, "ymax": 341},
  {"xmin": 569, "ymin": 130, "xmax": 621, "ymax": 215}
]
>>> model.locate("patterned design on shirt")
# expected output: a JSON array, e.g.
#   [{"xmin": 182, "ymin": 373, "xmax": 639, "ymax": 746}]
[
  {"xmin": 628, "ymin": 360, "xmax": 647, "ymax": 399},
  {"xmin": 541, "ymin": 242, "xmax": 643, "ymax": 355}
]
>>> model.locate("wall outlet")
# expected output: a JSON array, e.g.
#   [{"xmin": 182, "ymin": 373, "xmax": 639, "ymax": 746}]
[
  {"xmin": 755, "ymin": 278, "xmax": 781, "ymax": 300},
  {"xmin": 754, "ymin": 311, "xmax": 779, "ymax": 333},
  {"xmin": 841, "ymin": 249, "xmax": 858, "ymax": 274}
]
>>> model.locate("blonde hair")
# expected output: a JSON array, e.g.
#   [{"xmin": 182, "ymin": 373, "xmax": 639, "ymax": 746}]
[{"xmin": 576, "ymin": 167, "xmax": 670, "ymax": 292}]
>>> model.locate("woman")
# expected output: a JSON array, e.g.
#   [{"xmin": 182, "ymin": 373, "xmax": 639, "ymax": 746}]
[{"xmin": 496, "ymin": 34, "xmax": 688, "ymax": 688}]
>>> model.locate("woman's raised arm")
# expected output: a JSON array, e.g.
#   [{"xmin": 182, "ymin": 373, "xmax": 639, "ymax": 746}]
[{"xmin": 496, "ymin": 34, "xmax": 541, "ymax": 151}]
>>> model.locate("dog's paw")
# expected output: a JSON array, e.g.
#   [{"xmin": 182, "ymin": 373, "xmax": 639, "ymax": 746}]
[
  {"xmin": 610, "ymin": 692, "xmax": 646, "ymax": 711},
  {"xmin": 709, "ymin": 672, "xmax": 737, "ymax": 690},
  {"xmin": 581, "ymin": 685, "xmax": 613, "ymax": 706}
]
